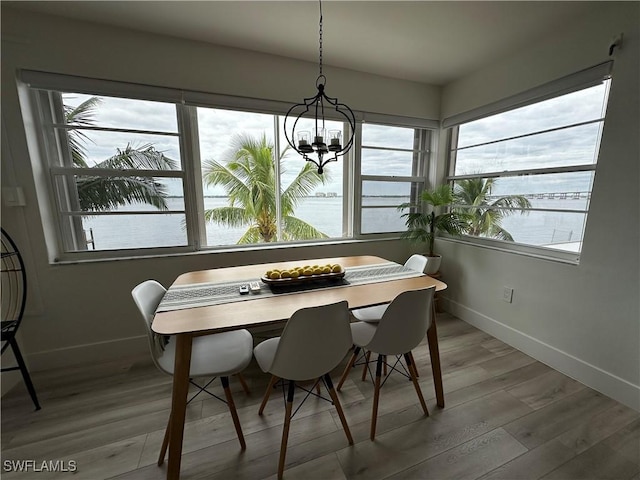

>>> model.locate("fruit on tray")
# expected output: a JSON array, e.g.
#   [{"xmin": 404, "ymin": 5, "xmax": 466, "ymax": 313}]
[{"xmin": 264, "ymin": 263, "xmax": 343, "ymax": 280}]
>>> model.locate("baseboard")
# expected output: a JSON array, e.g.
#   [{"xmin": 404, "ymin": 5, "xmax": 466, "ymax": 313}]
[
  {"xmin": 442, "ymin": 298, "xmax": 640, "ymax": 412},
  {"xmin": 26, "ymin": 335, "xmax": 148, "ymax": 372}
]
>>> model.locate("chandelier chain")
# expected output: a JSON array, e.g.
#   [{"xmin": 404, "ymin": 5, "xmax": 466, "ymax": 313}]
[
  {"xmin": 318, "ymin": 0, "xmax": 323, "ymax": 77},
  {"xmin": 283, "ymin": 0, "xmax": 355, "ymax": 175}
]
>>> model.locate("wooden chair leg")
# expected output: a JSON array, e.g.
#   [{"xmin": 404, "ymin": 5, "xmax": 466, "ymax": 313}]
[
  {"xmin": 236, "ymin": 372, "xmax": 250, "ymax": 395},
  {"xmin": 278, "ymin": 380, "xmax": 295, "ymax": 480},
  {"xmin": 258, "ymin": 375, "xmax": 279, "ymax": 415},
  {"xmin": 370, "ymin": 354, "xmax": 383, "ymax": 441},
  {"xmin": 158, "ymin": 415, "xmax": 171, "ymax": 466},
  {"xmin": 409, "ymin": 351, "xmax": 419, "ymax": 377},
  {"xmin": 221, "ymin": 376, "xmax": 246, "ymax": 450},
  {"xmin": 427, "ymin": 308, "xmax": 445, "ymax": 408},
  {"xmin": 404, "ymin": 353, "xmax": 429, "ymax": 416},
  {"xmin": 361, "ymin": 350, "xmax": 372, "ymax": 381},
  {"xmin": 324, "ymin": 374, "xmax": 353, "ymax": 445},
  {"xmin": 337, "ymin": 346, "xmax": 360, "ymax": 391}
]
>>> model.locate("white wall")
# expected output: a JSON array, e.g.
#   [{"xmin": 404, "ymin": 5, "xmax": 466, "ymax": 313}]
[
  {"xmin": 0, "ymin": 9, "xmax": 433, "ymax": 374},
  {"xmin": 439, "ymin": 2, "xmax": 639, "ymax": 410}
]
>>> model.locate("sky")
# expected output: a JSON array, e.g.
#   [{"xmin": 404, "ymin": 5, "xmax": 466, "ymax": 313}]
[{"xmin": 455, "ymin": 82, "xmax": 609, "ymax": 180}]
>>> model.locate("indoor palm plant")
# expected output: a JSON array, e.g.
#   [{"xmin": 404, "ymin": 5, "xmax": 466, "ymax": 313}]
[{"xmin": 399, "ymin": 184, "xmax": 469, "ymax": 274}]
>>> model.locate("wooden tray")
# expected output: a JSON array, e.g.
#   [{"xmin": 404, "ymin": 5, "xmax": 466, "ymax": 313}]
[{"xmin": 261, "ymin": 270, "xmax": 346, "ymax": 286}]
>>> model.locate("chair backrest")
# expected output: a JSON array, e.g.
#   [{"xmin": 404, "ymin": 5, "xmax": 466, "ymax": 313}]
[
  {"xmin": 1, "ymin": 228, "xmax": 27, "ymax": 341},
  {"xmin": 131, "ymin": 280, "xmax": 168, "ymax": 370},
  {"xmin": 365, "ymin": 287, "xmax": 435, "ymax": 356},
  {"xmin": 404, "ymin": 254, "xmax": 428, "ymax": 274},
  {"xmin": 268, "ymin": 300, "xmax": 352, "ymax": 381}
]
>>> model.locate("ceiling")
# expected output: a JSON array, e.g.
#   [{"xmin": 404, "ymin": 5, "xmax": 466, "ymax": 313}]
[{"xmin": 5, "ymin": 1, "xmax": 606, "ymax": 85}]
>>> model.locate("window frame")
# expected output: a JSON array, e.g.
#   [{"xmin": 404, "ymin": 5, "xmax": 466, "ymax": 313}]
[
  {"xmin": 355, "ymin": 121, "xmax": 433, "ymax": 237},
  {"xmin": 20, "ymin": 70, "xmax": 438, "ymax": 262},
  {"xmin": 443, "ymin": 63, "xmax": 612, "ymax": 264}
]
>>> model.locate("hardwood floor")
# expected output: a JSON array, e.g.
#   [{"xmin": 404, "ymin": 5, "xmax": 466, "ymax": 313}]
[{"xmin": 2, "ymin": 313, "xmax": 639, "ymax": 479}]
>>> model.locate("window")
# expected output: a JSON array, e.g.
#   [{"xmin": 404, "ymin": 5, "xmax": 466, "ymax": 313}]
[
  {"xmin": 36, "ymin": 92, "xmax": 187, "ymax": 252},
  {"xmin": 446, "ymin": 63, "xmax": 611, "ymax": 261},
  {"xmin": 21, "ymin": 71, "xmax": 434, "ymax": 260},
  {"xmin": 358, "ymin": 122, "xmax": 431, "ymax": 235}
]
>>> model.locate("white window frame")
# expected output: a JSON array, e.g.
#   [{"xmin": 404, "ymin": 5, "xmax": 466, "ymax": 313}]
[
  {"xmin": 355, "ymin": 114, "xmax": 438, "ymax": 238},
  {"xmin": 443, "ymin": 62, "xmax": 613, "ymax": 264},
  {"xmin": 20, "ymin": 70, "xmax": 439, "ymax": 262}
]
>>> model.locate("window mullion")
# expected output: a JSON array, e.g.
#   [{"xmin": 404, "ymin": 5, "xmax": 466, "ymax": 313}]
[
  {"xmin": 274, "ymin": 116, "xmax": 283, "ymax": 241},
  {"xmin": 447, "ymin": 163, "xmax": 597, "ymax": 181},
  {"xmin": 352, "ymin": 123, "xmax": 363, "ymax": 237},
  {"xmin": 50, "ymin": 167, "xmax": 184, "ymax": 178},
  {"xmin": 178, "ymin": 104, "xmax": 204, "ymax": 250}
]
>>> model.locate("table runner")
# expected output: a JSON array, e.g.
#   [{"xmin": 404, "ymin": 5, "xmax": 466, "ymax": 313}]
[{"xmin": 156, "ymin": 261, "xmax": 423, "ymax": 313}]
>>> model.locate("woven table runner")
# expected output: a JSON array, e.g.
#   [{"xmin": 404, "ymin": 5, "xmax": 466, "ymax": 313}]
[{"xmin": 156, "ymin": 261, "xmax": 423, "ymax": 313}]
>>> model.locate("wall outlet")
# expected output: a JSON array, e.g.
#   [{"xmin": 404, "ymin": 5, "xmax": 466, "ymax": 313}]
[{"xmin": 503, "ymin": 287, "xmax": 514, "ymax": 303}]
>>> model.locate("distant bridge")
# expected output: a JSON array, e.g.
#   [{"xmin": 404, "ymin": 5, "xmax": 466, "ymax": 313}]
[{"xmin": 486, "ymin": 191, "xmax": 591, "ymax": 201}]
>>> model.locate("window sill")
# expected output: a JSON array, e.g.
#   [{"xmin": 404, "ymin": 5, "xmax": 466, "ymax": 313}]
[{"xmin": 51, "ymin": 235, "xmax": 403, "ymax": 265}]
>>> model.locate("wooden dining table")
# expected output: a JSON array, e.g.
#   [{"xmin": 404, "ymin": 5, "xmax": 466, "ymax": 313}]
[{"xmin": 152, "ymin": 255, "xmax": 447, "ymax": 479}]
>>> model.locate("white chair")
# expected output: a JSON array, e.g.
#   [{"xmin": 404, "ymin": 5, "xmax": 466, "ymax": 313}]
[
  {"xmin": 253, "ymin": 300, "xmax": 354, "ymax": 479},
  {"xmin": 337, "ymin": 287, "xmax": 435, "ymax": 440},
  {"xmin": 131, "ymin": 280, "xmax": 253, "ymax": 465},
  {"xmin": 351, "ymin": 254, "xmax": 428, "ymax": 323},
  {"xmin": 339, "ymin": 254, "xmax": 428, "ymax": 384}
]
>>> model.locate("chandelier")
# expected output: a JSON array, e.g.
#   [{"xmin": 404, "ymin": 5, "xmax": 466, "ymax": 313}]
[{"xmin": 283, "ymin": 0, "xmax": 356, "ymax": 174}]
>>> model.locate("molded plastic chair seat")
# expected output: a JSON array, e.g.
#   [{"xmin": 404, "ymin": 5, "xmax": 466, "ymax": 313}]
[
  {"xmin": 253, "ymin": 300, "xmax": 354, "ymax": 479},
  {"xmin": 253, "ymin": 337, "xmax": 279, "ymax": 374},
  {"xmin": 351, "ymin": 304, "xmax": 388, "ymax": 323},
  {"xmin": 159, "ymin": 330, "xmax": 252, "ymax": 378},
  {"xmin": 350, "ymin": 321, "xmax": 377, "ymax": 347}
]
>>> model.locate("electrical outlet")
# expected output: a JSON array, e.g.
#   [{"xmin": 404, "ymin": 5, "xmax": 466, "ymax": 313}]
[{"xmin": 503, "ymin": 287, "xmax": 514, "ymax": 303}]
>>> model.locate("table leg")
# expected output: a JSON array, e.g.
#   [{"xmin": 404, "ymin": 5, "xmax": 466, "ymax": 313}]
[
  {"xmin": 427, "ymin": 304, "xmax": 445, "ymax": 408},
  {"xmin": 167, "ymin": 334, "xmax": 192, "ymax": 480}
]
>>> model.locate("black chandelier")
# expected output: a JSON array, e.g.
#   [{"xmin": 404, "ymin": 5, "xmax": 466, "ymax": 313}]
[{"xmin": 283, "ymin": 0, "xmax": 356, "ymax": 175}]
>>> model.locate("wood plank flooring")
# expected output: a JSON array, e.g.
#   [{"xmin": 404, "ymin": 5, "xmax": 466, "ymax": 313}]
[{"xmin": 1, "ymin": 313, "xmax": 638, "ymax": 479}]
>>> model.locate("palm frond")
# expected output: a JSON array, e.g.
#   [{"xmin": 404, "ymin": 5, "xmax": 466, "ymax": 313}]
[
  {"xmin": 204, "ymin": 206, "xmax": 251, "ymax": 228},
  {"xmin": 421, "ymin": 184, "xmax": 454, "ymax": 207},
  {"xmin": 237, "ymin": 226, "xmax": 263, "ymax": 244},
  {"xmin": 281, "ymin": 163, "xmax": 327, "ymax": 213},
  {"xmin": 281, "ymin": 215, "xmax": 329, "ymax": 241},
  {"xmin": 65, "ymin": 97, "xmax": 104, "ymax": 167},
  {"xmin": 77, "ymin": 176, "xmax": 169, "ymax": 211},
  {"xmin": 203, "ymin": 159, "xmax": 252, "ymax": 208},
  {"xmin": 97, "ymin": 144, "xmax": 177, "ymax": 171}
]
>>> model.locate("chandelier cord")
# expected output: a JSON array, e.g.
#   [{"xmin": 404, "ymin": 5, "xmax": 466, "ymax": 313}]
[{"xmin": 318, "ymin": 0, "xmax": 323, "ymax": 78}]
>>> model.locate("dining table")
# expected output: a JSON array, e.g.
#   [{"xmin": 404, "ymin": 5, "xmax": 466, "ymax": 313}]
[{"xmin": 152, "ymin": 255, "xmax": 447, "ymax": 479}]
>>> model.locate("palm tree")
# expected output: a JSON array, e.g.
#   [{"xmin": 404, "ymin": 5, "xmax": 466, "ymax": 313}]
[
  {"xmin": 202, "ymin": 133, "xmax": 328, "ymax": 243},
  {"xmin": 65, "ymin": 97, "xmax": 176, "ymax": 211},
  {"xmin": 453, "ymin": 177, "xmax": 531, "ymax": 241}
]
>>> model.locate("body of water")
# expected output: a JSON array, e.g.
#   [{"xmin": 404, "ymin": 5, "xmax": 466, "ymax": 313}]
[{"xmin": 82, "ymin": 196, "xmax": 588, "ymax": 252}]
